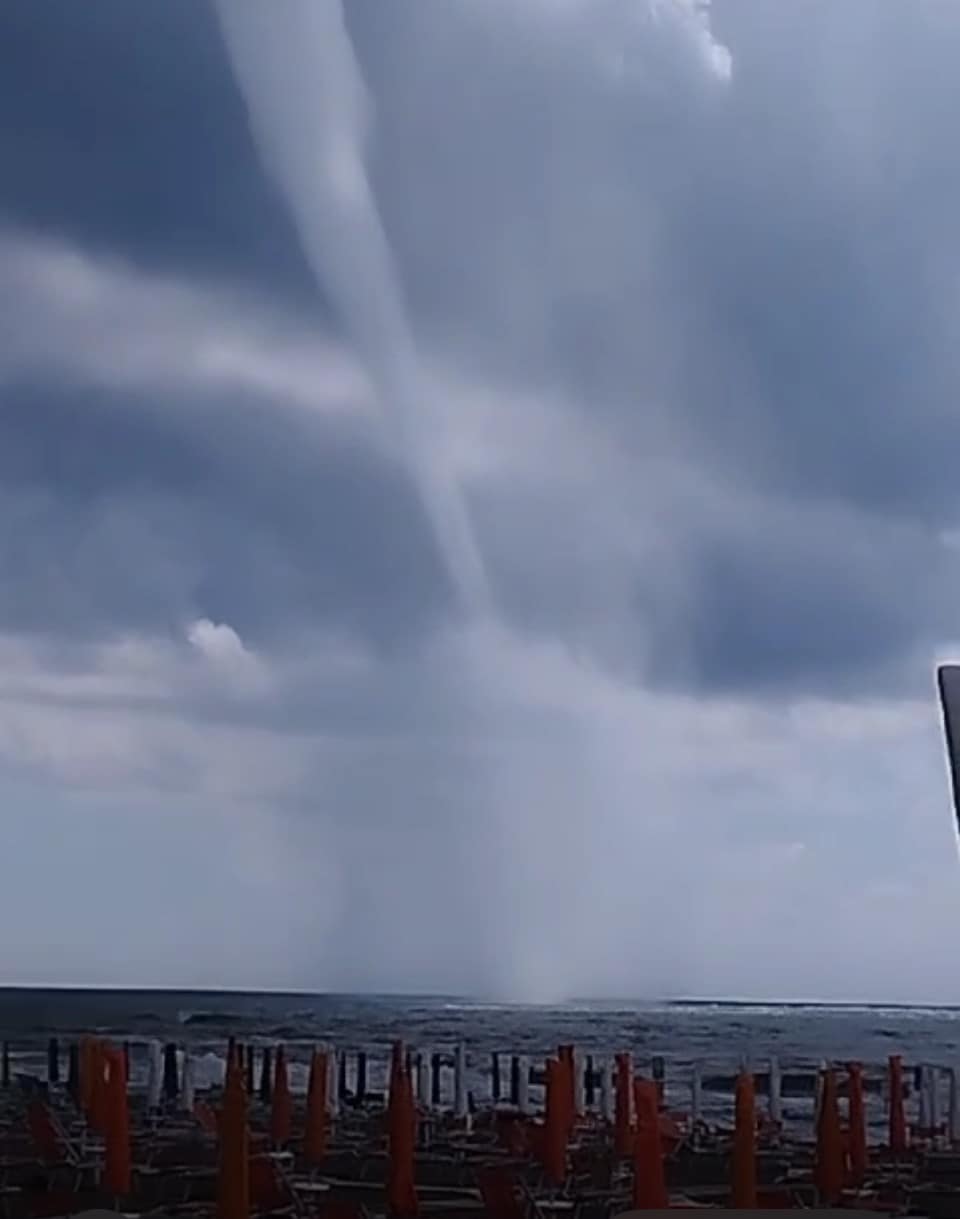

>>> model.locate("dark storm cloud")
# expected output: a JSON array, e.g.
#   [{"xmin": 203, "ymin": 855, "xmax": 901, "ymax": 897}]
[
  {"xmin": 0, "ymin": 378, "xmax": 452, "ymax": 649},
  {"xmin": 664, "ymin": 0, "xmax": 960, "ymax": 524},
  {"xmin": 351, "ymin": 0, "xmax": 960, "ymax": 518},
  {"xmin": 0, "ymin": 0, "xmax": 318, "ymax": 305},
  {"xmin": 652, "ymin": 508, "xmax": 957, "ymax": 697},
  {"xmin": 334, "ymin": 0, "xmax": 960, "ymax": 695},
  {"xmin": 633, "ymin": 0, "xmax": 960, "ymax": 693},
  {"xmin": 3, "ymin": 0, "xmax": 960, "ymax": 700}
]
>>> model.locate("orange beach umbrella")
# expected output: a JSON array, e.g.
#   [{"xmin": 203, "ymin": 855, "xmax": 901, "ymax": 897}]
[
  {"xmin": 387, "ymin": 1062, "xmax": 418, "ymax": 1218},
  {"xmin": 847, "ymin": 1062, "xmax": 869, "ymax": 1187},
  {"xmin": 270, "ymin": 1045, "xmax": 293, "ymax": 1147},
  {"xmin": 90, "ymin": 1040, "xmax": 109, "ymax": 1134},
  {"xmin": 731, "ymin": 1070, "xmax": 757, "ymax": 1209},
  {"xmin": 217, "ymin": 1057, "xmax": 249, "ymax": 1219},
  {"xmin": 632, "ymin": 1079, "xmax": 668, "ymax": 1210},
  {"xmin": 304, "ymin": 1050, "xmax": 329, "ymax": 1166},
  {"xmin": 542, "ymin": 1059, "xmax": 567, "ymax": 1187},
  {"xmin": 103, "ymin": 1046, "xmax": 130, "ymax": 1196},
  {"xmin": 816, "ymin": 1067, "xmax": 845, "ymax": 1205}
]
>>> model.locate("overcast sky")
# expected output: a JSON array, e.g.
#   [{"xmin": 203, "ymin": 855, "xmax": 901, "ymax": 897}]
[{"xmin": 2, "ymin": 0, "xmax": 960, "ymax": 1001}]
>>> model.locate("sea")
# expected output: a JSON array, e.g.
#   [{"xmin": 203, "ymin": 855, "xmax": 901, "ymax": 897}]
[{"xmin": 2, "ymin": 990, "xmax": 958, "ymax": 1132}]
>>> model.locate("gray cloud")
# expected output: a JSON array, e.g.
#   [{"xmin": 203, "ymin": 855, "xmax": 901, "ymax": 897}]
[
  {"xmin": 339, "ymin": 0, "xmax": 960, "ymax": 694},
  {"xmin": 0, "ymin": 2, "xmax": 312, "ymax": 298},
  {"xmin": 2, "ymin": 1, "xmax": 960, "ymax": 997},
  {"xmin": 0, "ymin": 373, "xmax": 452, "ymax": 649}
]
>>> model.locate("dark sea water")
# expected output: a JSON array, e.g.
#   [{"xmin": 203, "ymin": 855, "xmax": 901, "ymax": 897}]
[{"xmin": 1, "ymin": 990, "xmax": 957, "ymax": 1131}]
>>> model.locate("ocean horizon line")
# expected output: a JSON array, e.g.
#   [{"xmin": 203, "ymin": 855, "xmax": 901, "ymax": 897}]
[{"xmin": 0, "ymin": 984, "xmax": 957, "ymax": 1011}]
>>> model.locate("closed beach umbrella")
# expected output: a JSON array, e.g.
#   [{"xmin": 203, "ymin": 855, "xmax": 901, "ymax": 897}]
[
  {"xmin": 304, "ymin": 1050, "xmax": 328, "ymax": 1166},
  {"xmin": 217, "ymin": 1059, "xmax": 249, "ymax": 1219},
  {"xmin": 632, "ymin": 1079, "xmax": 668, "ymax": 1210},
  {"xmin": 387, "ymin": 1064, "xmax": 418, "ymax": 1218},
  {"xmin": 847, "ymin": 1063, "xmax": 868, "ymax": 1187},
  {"xmin": 815, "ymin": 1067, "xmax": 845, "ymax": 1205},
  {"xmin": 91, "ymin": 1041, "xmax": 110, "ymax": 1134},
  {"xmin": 271, "ymin": 1046, "xmax": 292, "ymax": 1147},
  {"xmin": 103, "ymin": 1047, "xmax": 131, "ymax": 1197},
  {"xmin": 731, "ymin": 1071, "xmax": 757, "ymax": 1209},
  {"xmin": 542, "ymin": 1059, "xmax": 567, "ymax": 1188},
  {"xmin": 615, "ymin": 1053, "xmax": 634, "ymax": 1159}
]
